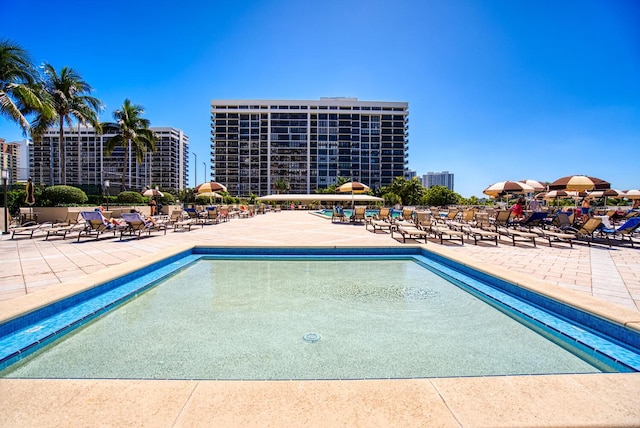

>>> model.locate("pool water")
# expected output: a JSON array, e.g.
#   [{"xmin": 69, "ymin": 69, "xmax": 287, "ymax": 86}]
[
  {"xmin": 0, "ymin": 258, "xmax": 608, "ymax": 380},
  {"xmin": 314, "ymin": 209, "xmax": 400, "ymax": 219}
]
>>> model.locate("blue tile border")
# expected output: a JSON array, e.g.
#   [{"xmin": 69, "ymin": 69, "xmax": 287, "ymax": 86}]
[{"xmin": 1, "ymin": 246, "xmax": 639, "ymax": 374}]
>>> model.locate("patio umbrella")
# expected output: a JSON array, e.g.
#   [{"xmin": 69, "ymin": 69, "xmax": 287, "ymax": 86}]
[
  {"xmin": 587, "ymin": 189, "xmax": 622, "ymax": 199},
  {"xmin": 539, "ymin": 190, "xmax": 587, "ymax": 207},
  {"xmin": 338, "ymin": 181, "xmax": 370, "ymax": 209},
  {"xmin": 587, "ymin": 189, "xmax": 622, "ymax": 208},
  {"xmin": 621, "ymin": 189, "xmax": 640, "ymax": 200},
  {"xmin": 141, "ymin": 188, "xmax": 164, "ymax": 197},
  {"xmin": 518, "ymin": 179, "xmax": 546, "ymax": 192},
  {"xmin": 548, "ymin": 175, "xmax": 610, "ymax": 191},
  {"xmin": 483, "ymin": 181, "xmax": 535, "ymax": 198},
  {"xmin": 197, "ymin": 191, "xmax": 223, "ymax": 205},
  {"xmin": 195, "ymin": 181, "xmax": 227, "ymax": 194},
  {"xmin": 337, "ymin": 181, "xmax": 370, "ymax": 194}
]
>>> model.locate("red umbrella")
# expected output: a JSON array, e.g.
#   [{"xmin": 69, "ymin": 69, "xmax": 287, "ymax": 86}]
[{"xmin": 548, "ymin": 175, "xmax": 610, "ymax": 191}]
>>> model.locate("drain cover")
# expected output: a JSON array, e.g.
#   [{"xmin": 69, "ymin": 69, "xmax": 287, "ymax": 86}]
[{"xmin": 303, "ymin": 333, "xmax": 321, "ymax": 343}]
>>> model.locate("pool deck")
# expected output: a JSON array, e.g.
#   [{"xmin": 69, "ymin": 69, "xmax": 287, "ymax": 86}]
[{"xmin": 1, "ymin": 210, "xmax": 640, "ymax": 427}]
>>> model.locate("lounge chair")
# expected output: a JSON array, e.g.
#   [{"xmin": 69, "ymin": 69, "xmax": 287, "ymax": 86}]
[
  {"xmin": 516, "ymin": 212, "xmax": 549, "ymax": 231},
  {"xmin": 430, "ymin": 222, "xmax": 464, "ymax": 245},
  {"xmin": 203, "ymin": 207, "xmax": 220, "ymax": 225},
  {"xmin": 414, "ymin": 211, "xmax": 431, "ymax": 227},
  {"xmin": 448, "ymin": 209, "xmax": 475, "ymax": 230},
  {"xmin": 366, "ymin": 218, "xmax": 394, "ymax": 233},
  {"xmin": 531, "ymin": 227, "xmax": 577, "ymax": 248},
  {"xmin": 332, "ymin": 207, "xmax": 347, "ymax": 223},
  {"xmin": 119, "ymin": 212, "xmax": 167, "ymax": 240},
  {"xmin": 461, "ymin": 224, "xmax": 499, "ymax": 246},
  {"xmin": 168, "ymin": 210, "xmax": 193, "ymax": 231},
  {"xmin": 498, "ymin": 226, "xmax": 538, "ymax": 247},
  {"xmin": 444, "ymin": 208, "xmax": 460, "ymax": 224},
  {"xmin": 550, "ymin": 212, "xmax": 574, "ymax": 231},
  {"xmin": 598, "ymin": 217, "xmax": 640, "ymax": 247},
  {"xmin": 184, "ymin": 208, "xmax": 205, "ymax": 227},
  {"xmin": 401, "ymin": 207, "xmax": 414, "ymax": 221},
  {"xmin": 352, "ymin": 206, "xmax": 366, "ymax": 223},
  {"xmin": 493, "ymin": 210, "xmax": 514, "ymax": 230},
  {"xmin": 44, "ymin": 212, "xmax": 83, "ymax": 240},
  {"xmin": 77, "ymin": 211, "xmax": 118, "ymax": 242},
  {"xmin": 429, "ymin": 207, "xmax": 442, "ymax": 221},
  {"xmin": 374, "ymin": 207, "xmax": 391, "ymax": 221},
  {"xmin": 575, "ymin": 217, "xmax": 604, "ymax": 246},
  {"xmin": 475, "ymin": 212, "xmax": 493, "ymax": 231},
  {"xmin": 391, "ymin": 223, "xmax": 429, "ymax": 243}
]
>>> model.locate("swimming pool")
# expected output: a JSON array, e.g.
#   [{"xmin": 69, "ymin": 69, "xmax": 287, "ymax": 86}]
[{"xmin": 1, "ymin": 247, "xmax": 639, "ymax": 379}]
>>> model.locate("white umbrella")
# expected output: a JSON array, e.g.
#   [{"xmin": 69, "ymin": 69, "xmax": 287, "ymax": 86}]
[
  {"xmin": 622, "ymin": 189, "xmax": 640, "ymax": 200},
  {"xmin": 141, "ymin": 189, "xmax": 164, "ymax": 197},
  {"xmin": 197, "ymin": 191, "xmax": 223, "ymax": 205},
  {"xmin": 483, "ymin": 181, "xmax": 535, "ymax": 198},
  {"xmin": 519, "ymin": 179, "xmax": 546, "ymax": 192}
]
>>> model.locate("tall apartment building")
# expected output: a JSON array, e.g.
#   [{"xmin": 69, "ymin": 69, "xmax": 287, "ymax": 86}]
[
  {"xmin": 210, "ymin": 98, "xmax": 409, "ymax": 196},
  {"xmin": 1, "ymin": 139, "xmax": 21, "ymax": 185},
  {"xmin": 423, "ymin": 171, "xmax": 455, "ymax": 191},
  {"xmin": 30, "ymin": 126, "xmax": 189, "ymax": 192}
]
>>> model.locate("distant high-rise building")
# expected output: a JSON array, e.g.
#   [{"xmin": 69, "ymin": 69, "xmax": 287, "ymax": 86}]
[
  {"xmin": 30, "ymin": 126, "xmax": 189, "ymax": 191},
  {"xmin": 1, "ymin": 139, "xmax": 21, "ymax": 185},
  {"xmin": 423, "ymin": 171, "xmax": 454, "ymax": 191},
  {"xmin": 210, "ymin": 98, "xmax": 409, "ymax": 196}
]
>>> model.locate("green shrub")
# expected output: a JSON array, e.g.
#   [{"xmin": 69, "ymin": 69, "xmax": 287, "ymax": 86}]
[
  {"xmin": 160, "ymin": 192, "xmax": 175, "ymax": 204},
  {"xmin": 41, "ymin": 185, "xmax": 88, "ymax": 206},
  {"xmin": 1, "ymin": 190, "xmax": 26, "ymax": 216},
  {"xmin": 117, "ymin": 191, "xmax": 145, "ymax": 204}
]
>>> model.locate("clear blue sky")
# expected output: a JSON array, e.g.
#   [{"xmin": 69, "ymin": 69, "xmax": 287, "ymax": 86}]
[{"xmin": 2, "ymin": 0, "xmax": 638, "ymax": 197}]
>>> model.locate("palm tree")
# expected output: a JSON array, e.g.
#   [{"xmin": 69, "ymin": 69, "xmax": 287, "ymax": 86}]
[
  {"xmin": 102, "ymin": 99, "xmax": 157, "ymax": 191},
  {"xmin": 0, "ymin": 39, "xmax": 52, "ymax": 134},
  {"xmin": 273, "ymin": 178, "xmax": 290, "ymax": 194},
  {"xmin": 385, "ymin": 176, "xmax": 425, "ymax": 206},
  {"xmin": 31, "ymin": 64, "xmax": 103, "ymax": 185}
]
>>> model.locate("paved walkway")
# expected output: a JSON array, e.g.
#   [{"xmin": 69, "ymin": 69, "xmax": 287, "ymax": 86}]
[{"xmin": 2, "ymin": 210, "xmax": 639, "ymax": 312}]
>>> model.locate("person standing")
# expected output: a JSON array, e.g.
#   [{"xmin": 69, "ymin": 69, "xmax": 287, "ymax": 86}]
[
  {"xmin": 149, "ymin": 199, "xmax": 157, "ymax": 216},
  {"xmin": 581, "ymin": 198, "xmax": 591, "ymax": 216},
  {"xmin": 510, "ymin": 197, "xmax": 525, "ymax": 220},
  {"xmin": 529, "ymin": 198, "xmax": 541, "ymax": 212}
]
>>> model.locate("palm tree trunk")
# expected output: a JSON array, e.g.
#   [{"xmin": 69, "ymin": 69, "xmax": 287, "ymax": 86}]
[
  {"xmin": 58, "ymin": 117, "xmax": 66, "ymax": 185},
  {"xmin": 121, "ymin": 140, "xmax": 129, "ymax": 191}
]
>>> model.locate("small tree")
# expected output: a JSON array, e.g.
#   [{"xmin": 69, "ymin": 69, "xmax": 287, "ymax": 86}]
[{"xmin": 422, "ymin": 185, "xmax": 460, "ymax": 207}]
